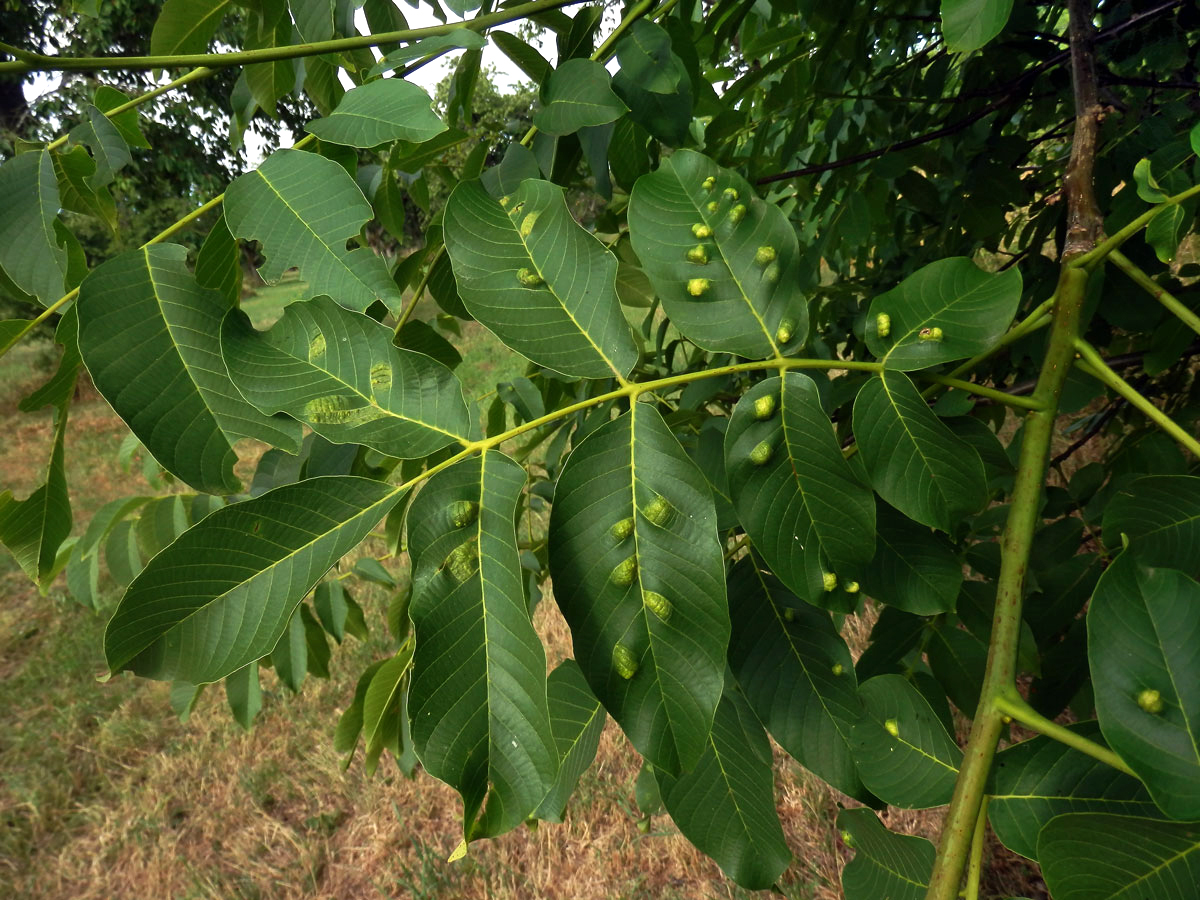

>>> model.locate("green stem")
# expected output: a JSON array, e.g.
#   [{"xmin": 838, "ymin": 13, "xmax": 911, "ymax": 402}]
[
  {"xmin": 992, "ymin": 692, "xmax": 1137, "ymax": 776},
  {"xmin": 918, "ymin": 296, "xmax": 1055, "ymax": 403},
  {"xmin": 1073, "ymin": 338, "xmax": 1200, "ymax": 457},
  {"xmin": 393, "ymin": 256, "xmax": 435, "ymax": 335},
  {"xmin": 0, "ymin": 0, "xmax": 582, "ymax": 73},
  {"xmin": 964, "ymin": 797, "xmax": 989, "ymax": 900},
  {"xmin": 46, "ymin": 67, "xmax": 217, "ymax": 152},
  {"xmin": 1108, "ymin": 248, "xmax": 1200, "ymax": 337},
  {"xmin": 924, "ymin": 265, "xmax": 1089, "ymax": 900},
  {"xmin": 1070, "ymin": 182, "xmax": 1200, "ymax": 271},
  {"xmin": 919, "ymin": 374, "xmax": 1044, "ymax": 410}
]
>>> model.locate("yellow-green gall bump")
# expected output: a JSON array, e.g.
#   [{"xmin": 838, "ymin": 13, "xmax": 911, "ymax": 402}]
[
  {"xmin": 840, "ymin": 830, "xmax": 855, "ymax": 848},
  {"xmin": 1138, "ymin": 688, "xmax": 1164, "ymax": 714},
  {"xmin": 643, "ymin": 494, "xmax": 671, "ymax": 526},
  {"xmin": 844, "ymin": 581, "xmax": 860, "ymax": 593},
  {"xmin": 444, "ymin": 541, "xmax": 477, "ymax": 584},
  {"xmin": 723, "ymin": 187, "xmax": 739, "ymax": 200},
  {"xmin": 611, "ymin": 517, "xmax": 634, "ymax": 540},
  {"xmin": 687, "ymin": 278, "xmax": 711, "ymax": 297},
  {"xmin": 686, "ymin": 244, "xmax": 709, "ymax": 265},
  {"xmin": 884, "ymin": 718, "xmax": 900, "ymax": 738},
  {"xmin": 728, "ymin": 203, "xmax": 746, "ymax": 224},
  {"xmin": 611, "ymin": 555, "xmax": 638, "ymax": 587},
  {"xmin": 783, "ymin": 607, "xmax": 796, "ymax": 622},
  {"xmin": 692, "ymin": 223, "xmax": 713, "ymax": 238},
  {"xmin": 499, "ymin": 195, "xmax": 511, "ymax": 208},
  {"xmin": 753, "ymin": 393, "xmax": 777, "ymax": 420},
  {"xmin": 822, "ymin": 571, "xmax": 838, "ymax": 592},
  {"xmin": 613, "ymin": 643, "xmax": 638, "ymax": 679},
  {"xmin": 755, "ymin": 246, "xmax": 777, "ymax": 266},
  {"xmin": 919, "ymin": 326, "xmax": 945, "ymax": 342},
  {"xmin": 763, "ymin": 262, "xmax": 780, "ymax": 284},
  {"xmin": 643, "ymin": 591, "xmax": 672, "ymax": 622},
  {"xmin": 706, "ymin": 200, "xmax": 719, "ymax": 214},
  {"xmin": 517, "ymin": 267, "xmax": 543, "ymax": 287},
  {"xmin": 749, "ymin": 440, "xmax": 774, "ymax": 466},
  {"xmin": 520, "ymin": 211, "xmax": 539, "ymax": 237},
  {"xmin": 775, "ymin": 317, "xmax": 796, "ymax": 344},
  {"xmin": 449, "ymin": 500, "xmax": 479, "ymax": 528},
  {"xmin": 876, "ymin": 313, "xmax": 891, "ymax": 338},
  {"xmin": 702, "ymin": 175, "xmax": 716, "ymax": 191},
  {"xmin": 831, "ymin": 663, "xmax": 844, "ymax": 676}
]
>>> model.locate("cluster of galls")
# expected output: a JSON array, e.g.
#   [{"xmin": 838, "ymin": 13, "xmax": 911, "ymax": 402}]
[
  {"xmin": 686, "ymin": 175, "xmax": 782, "ymax": 299},
  {"xmin": 442, "ymin": 500, "xmax": 481, "ymax": 583},
  {"xmin": 606, "ymin": 493, "xmax": 679, "ymax": 681}
]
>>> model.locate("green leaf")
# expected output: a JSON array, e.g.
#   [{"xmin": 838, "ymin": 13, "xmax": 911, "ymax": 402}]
[
  {"xmin": 614, "ymin": 20, "xmax": 681, "ymax": 94},
  {"xmin": 363, "ymin": 645, "xmax": 415, "ymax": 753},
  {"xmin": 853, "ymin": 370, "xmax": 988, "ymax": 531},
  {"xmin": 52, "ymin": 145, "xmax": 117, "ymax": 231},
  {"xmin": 305, "ymin": 78, "xmax": 446, "ymax": 148},
  {"xmin": 1133, "ymin": 158, "xmax": 1170, "ymax": 203},
  {"xmin": 628, "ymin": 148, "xmax": 807, "ymax": 357},
  {"xmin": 225, "ymin": 662, "xmax": 262, "ymax": 730},
  {"xmin": 491, "ymin": 31, "xmax": 552, "ymax": 85},
  {"xmin": 369, "ymin": 29, "xmax": 487, "ymax": 78},
  {"xmin": 224, "ymin": 149, "xmax": 402, "ymax": 313},
  {"xmin": 1038, "ymin": 814, "xmax": 1200, "ymax": 900},
  {"xmin": 838, "ymin": 807, "xmax": 935, "ymax": 900},
  {"xmin": 1089, "ymin": 553, "xmax": 1200, "ymax": 820},
  {"xmin": 726, "ymin": 557, "xmax": 869, "ymax": 800},
  {"xmin": 656, "ymin": 687, "xmax": 792, "ymax": 890},
  {"xmin": 0, "ymin": 150, "xmax": 68, "ymax": 306},
  {"xmin": 857, "ymin": 501, "xmax": 961, "ymax": 615},
  {"xmin": 988, "ymin": 723, "xmax": 1162, "ymax": 861},
  {"xmin": 849, "ymin": 674, "xmax": 962, "ymax": 808},
  {"xmin": 535, "ymin": 659, "xmax": 606, "ymax": 823},
  {"xmin": 312, "ymin": 579, "xmax": 351, "ymax": 642},
  {"xmin": 195, "ymin": 213, "xmax": 241, "ymax": 306},
  {"xmin": 1146, "ymin": 202, "xmax": 1190, "ymax": 263},
  {"xmin": 68, "ymin": 105, "xmax": 131, "ymax": 189},
  {"xmin": 77, "ymin": 244, "xmax": 301, "ymax": 493},
  {"xmin": 926, "ymin": 623, "xmax": 987, "ymax": 716},
  {"xmin": 940, "ymin": 0, "xmax": 1013, "ymax": 52},
  {"xmin": 289, "ymin": 0, "xmax": 333, "ymax": 42},
  {"xmin": 443, "ymin": 178, "xmax": 638, "ymax": 379},
  {"xmin": 300, "ymin": 604, "xmax": 331, "ymax": 677},
  {"xmin": 532, "ymin": 59, "xmax": 628, "ymax": 136},
  {"xmin": 150, "ymin": 0, "xmax": 233, "ymax": 55},
  {"xmin": 1103, "ymin": 475, "xmax": 1200, "ymax": 575},
  {"xmin": 335, "ymin": 659, "xmax": 385, "ymax": 757},
  {"xmin": 94, "ymin": 85, "xmax": 150, "ymax": 150},
  {"xmin": 271, "ymin": 607, "xmax": 308, "ymax": 693},
  {"xmin": 725, "ymin": 374, "xmax": 875, "ymax": 602},
  {"xmin": 104, "ymin": 477, "xmax": 404, "ymax": 684},
  {"xmin": 865, "ymin": 257, "xmax": 1022, "ymax": 371},
  {"xmin": 0, "ymin": 406, "xmax": 71, "ymax": 591},
  {"xmin": 221, "ymin": 296, "xmax": 470, "ymax": 459},
  {"xmin": 548, "ymin": 402, "xmax": 728, "ymax": 775},
  {"xmin": 407, "ymin": 452, "xmax": 557, "ymax": 839}
]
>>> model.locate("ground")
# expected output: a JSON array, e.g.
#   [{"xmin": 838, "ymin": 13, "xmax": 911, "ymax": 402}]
[{"xmin": 0, "ymin": 276, "xmax": 1042, "ymax": 900}]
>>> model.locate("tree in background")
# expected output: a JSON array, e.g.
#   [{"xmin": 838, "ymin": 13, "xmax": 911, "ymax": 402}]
[{"xmin": 3, "ymin": 2, "xmax": 1200, "ymax": 898}]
